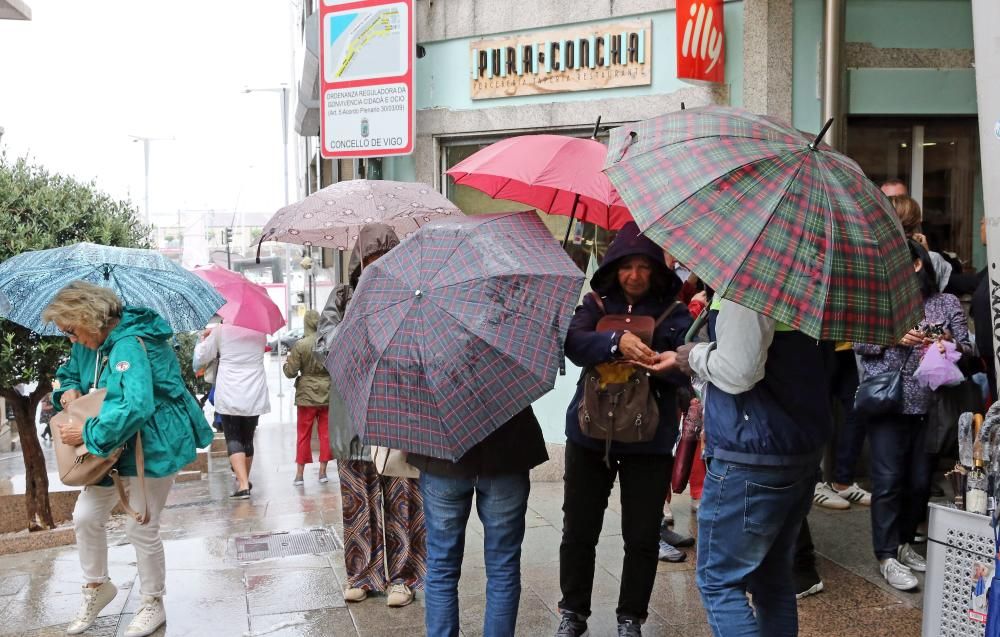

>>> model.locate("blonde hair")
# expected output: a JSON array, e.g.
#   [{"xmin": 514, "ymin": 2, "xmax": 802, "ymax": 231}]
[
  {"xmin": 891, "ymin": 195, "xmax": 922, "ymax": 236},
  {"xmin": 41, "ymin": 281, "xmax": 123, "ymax": 334}
]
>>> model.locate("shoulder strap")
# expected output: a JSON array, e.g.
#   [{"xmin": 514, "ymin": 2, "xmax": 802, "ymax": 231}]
[
  {"xmin": 654, "ymin": 300, "xmax": 685, "ymax": 328},
  {"xmin": 588, "ymin": 291, "xmax": 606, "ymax": 316}
]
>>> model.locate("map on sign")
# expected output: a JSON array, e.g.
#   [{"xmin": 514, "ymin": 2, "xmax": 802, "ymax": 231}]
[{"xmin": 324, "ymin": 4, "xmax": 406, "ymax": 82}]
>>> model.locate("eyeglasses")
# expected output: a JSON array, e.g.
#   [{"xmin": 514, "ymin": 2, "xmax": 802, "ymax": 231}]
[{"xmin": 60, "ymin": 326, "xmax": 77, "ymax": 338}]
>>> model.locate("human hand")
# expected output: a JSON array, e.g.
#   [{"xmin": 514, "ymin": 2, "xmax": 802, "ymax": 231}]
[
  {"xmin": 675, "ymin": 343, "xmax": 697, "ymax": 375},
  {"xmin": 633, "ymin": 351, "xmax": 677, "ymax": 373},
  {"xmin": 58, "ymin": 421, "xmax": 84, "ymax": 446},
  {"xmin": 912, "ymin": 232, "xmax": 929, "ymax": 250},
  {"xmin": 59, "ymin": 389, "xmax": 81, "ymax": 408},
  {"xmin": 202, "ymin": 328, "xmax": 213, "ymax": 339},
  {"xmin": 899, "ymin": 329, "xmax": 925, "ymax": 347},
  {"xmin": 619, "ymin": 332, "xmax": 656, "ymax": 364}
]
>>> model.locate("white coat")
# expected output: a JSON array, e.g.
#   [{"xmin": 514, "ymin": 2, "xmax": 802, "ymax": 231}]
[{"xmin": 194, "ymin": 324, "xmax": 270, "ymax": 417}]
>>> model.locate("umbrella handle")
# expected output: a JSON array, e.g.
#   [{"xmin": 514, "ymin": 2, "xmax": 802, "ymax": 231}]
[
  {"xmin": 255, "ymin": 232, "xmax": 268, "ymax": 264},
  {"xmin": 561, "ymin": 192, "xmax": 583, "ymax": 249},
  {"xmin": 685, "ymin": 305, "xmax": 709, "ymax": 344}
]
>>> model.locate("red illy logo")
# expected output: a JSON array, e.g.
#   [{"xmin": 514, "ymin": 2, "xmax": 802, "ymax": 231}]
[{"xmin": 676, "ymin": 0, "xmax": 725, "ymax": 83}]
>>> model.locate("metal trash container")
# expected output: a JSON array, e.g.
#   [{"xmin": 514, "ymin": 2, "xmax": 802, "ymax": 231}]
[{"xmin": 923, "ymin": 503, "xmax": 994, "ymax": 636}]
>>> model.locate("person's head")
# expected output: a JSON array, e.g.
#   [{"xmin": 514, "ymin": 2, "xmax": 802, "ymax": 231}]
[
  {"xmin": 881, "ymin": 179, "xmax": 908, "ymax": 198},
  {"xmin": 908, "ymin": 238, "xmax": 937, "ymax": 299},
  {"xmin": 303, "ymin": 309, "xmax": 320, "ymax": 334},
  {"xmin": 616, "ymin": 255, "xmax": 655, "ymax": 304},
  {"xmin": 891, "ymin": 195, "xmax": 922, "ymax": 237},
  {"xmin": 590, "ymin": 222, "xmax": 680, "ymax": 303},
  {"xmin": 41, "ymin": 281, "xmax": 123, "ymax": 349}
]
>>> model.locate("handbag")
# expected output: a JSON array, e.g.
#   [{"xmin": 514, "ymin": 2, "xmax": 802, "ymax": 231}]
[
  {"xmin": 672, "ymin": 397, "xmax": 703, "ymax": 493},
  {"xmin": 371, "ymin": 446, "xmax": 419, "ymax": 479},
  {"xmin": 51, "ymin": 338, "xmax": 150, "ymax": 524},
  {"xmin": 854, "ymin": 349, "xmax": 914, "ymax": 416}
]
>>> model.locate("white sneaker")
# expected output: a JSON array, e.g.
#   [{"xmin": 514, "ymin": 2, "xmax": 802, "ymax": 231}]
[
  {"xmin": 66, "ymin": 581, "xmax": 117, "ymax": 635},
  {"xmin": 663, "ymin": 500, "xmax": 674, "ymax": 524},
  {"xmin": 898, "ymin": 543, "xmax": 927, "ymax": 572},
  {"xmin": 386, "ymin": 583, "xmax": 414, "ymax": 608},
  {"xmin": 835, "ymin": 482, "xmax": 872, "ymax": 506},
  {"xmin": 813, "ymin": 483, "xmax": 850, "ymax": 510},
  {"xmin": 125, "ymin": 596, "xmax": 166, "ymax": 637},
  {"xmin": 880, "ymin": 558, "xmax": 919, "ymax": 591}
]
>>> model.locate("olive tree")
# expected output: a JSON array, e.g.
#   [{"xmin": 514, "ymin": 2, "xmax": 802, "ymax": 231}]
[{"xmin": 0, "ymin": 156, "xmax": 148, "ymax": 530}]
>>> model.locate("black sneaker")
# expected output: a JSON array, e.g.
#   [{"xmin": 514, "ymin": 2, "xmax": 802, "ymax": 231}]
[
  {"xmin": 660, "ymin": 526, "xmax": 695, "ymax": 548},
  {"xmin": 617, "ymin": 616, "xmax": 642, "ymax": 636},
  {"xmin": 554, "ymin": 610, "xmax": 588, "ymax": 637},
  {"xmin": 229, "ymin": 489, "xmax": 250, "ymax": 500},
  {"xmin": 793, "ymin": 568, "xmax": 824, "ymax": 599}
]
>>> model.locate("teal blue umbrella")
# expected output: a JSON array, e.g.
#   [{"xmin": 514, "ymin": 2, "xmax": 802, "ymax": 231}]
[{"xmin": 0, "ymin": 242, "xmax": 226, "ymax": 335}]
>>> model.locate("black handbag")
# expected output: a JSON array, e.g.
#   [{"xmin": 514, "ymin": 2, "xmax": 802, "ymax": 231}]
[{"xmin": 855, "ymin": 350, "xmax": 914, "ymax": 416}]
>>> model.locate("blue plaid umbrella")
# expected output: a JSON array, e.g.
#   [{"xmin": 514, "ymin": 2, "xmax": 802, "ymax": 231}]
[
  {"xmin": 0, "ymin": 242, "xmax": 226, "ymax": 335},
  {"xmin": 326, "ymin": 211, "xmax": 585, "ymax": 461}
]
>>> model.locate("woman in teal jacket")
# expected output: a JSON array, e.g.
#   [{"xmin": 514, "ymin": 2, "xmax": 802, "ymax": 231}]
[{"xmin": 45, "ymin": 281, "xmax": 214, "ymax": 637}]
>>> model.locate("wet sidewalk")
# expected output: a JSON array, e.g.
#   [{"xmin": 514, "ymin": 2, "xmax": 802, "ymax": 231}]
[{"xmin": 0, "ymin": 360, "xmax": 924, "ymax": 636}]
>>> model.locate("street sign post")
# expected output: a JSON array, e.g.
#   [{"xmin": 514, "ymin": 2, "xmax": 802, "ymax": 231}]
[{"xmin": 318, "ymin": 0, "xmax": 415, "ymax": 159}]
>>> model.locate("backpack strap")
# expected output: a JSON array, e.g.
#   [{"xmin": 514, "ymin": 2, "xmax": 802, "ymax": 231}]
[
  {"xmin": 588, "ymin": 291, "xmax": 606, "ymax": 315},
  {"xmin": 654, "ymin": 300, "xmax": 685, "ymax": 328}
]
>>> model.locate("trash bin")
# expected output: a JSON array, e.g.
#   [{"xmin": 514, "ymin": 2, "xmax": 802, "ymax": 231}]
[{"xmin": 924, "ymin": 503, "xmax": 994, "ymax": 636}]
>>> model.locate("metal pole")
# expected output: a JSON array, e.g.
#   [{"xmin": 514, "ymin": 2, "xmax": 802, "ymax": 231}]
[
  {"xmin": 142, "ymin": 140, "xmax": 151, "ymax": 222},
  {"xmin": 972, "ymin": 0, "xmax": 1000, "ymax": 411},
  {"xmin": 279, "ymin": 87, "xmax": 291, "ymax": 399},
  {"xmin": 821, "ymin": 0, "xmax": 845, "ymax": 150}
]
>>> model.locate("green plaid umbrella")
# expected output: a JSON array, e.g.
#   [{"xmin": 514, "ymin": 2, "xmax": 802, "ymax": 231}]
[{"xmin": 604, "ymin": 105, "xmax": 922, "ymax": 346}]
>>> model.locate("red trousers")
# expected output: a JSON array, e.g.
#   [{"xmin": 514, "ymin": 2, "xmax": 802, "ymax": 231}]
[{"xmin": 296, "ymin": 405, "xmax": 332, "ymax": 465}]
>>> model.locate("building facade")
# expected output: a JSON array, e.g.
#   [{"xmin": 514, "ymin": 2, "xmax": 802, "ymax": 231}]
[{"xmin": 292, "ymin": 0, "xmax": 985, "ymax": 445}]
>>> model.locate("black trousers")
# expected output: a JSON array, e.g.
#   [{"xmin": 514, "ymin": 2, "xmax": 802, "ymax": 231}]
[
  {"xmin": 221, "ymin": 414, "xmax": 259, "ymax": 457},
  {"xmin": 558, "ymin": 440, "xmax": 671, "ymax": 621},
  {"xmin": 868, "ymin": 413, "xmax": 930, "ymax": 560}
]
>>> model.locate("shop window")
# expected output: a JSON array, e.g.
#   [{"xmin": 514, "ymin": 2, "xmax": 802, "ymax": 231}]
[{"xmin": 846, "ymin": 116, "xmax": 981, "ymax": 270}]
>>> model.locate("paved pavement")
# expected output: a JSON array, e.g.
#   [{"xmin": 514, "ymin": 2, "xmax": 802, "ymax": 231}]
[{"xmin": 0, "ymin": 356, "xmax": 925, "ymax": 636}]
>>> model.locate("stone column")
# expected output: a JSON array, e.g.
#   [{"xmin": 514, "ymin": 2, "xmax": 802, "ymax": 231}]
[{"xmin": 742, "ymin": 0, "xmax": 794, "ymax": 121}]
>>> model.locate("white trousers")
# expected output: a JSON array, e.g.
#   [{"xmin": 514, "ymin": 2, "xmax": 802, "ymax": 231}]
[{"xmin": 73, "ymin": 475, "xmax": 175, "ymax": 597}]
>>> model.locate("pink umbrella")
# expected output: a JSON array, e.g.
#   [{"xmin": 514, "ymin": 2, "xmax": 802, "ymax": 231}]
[
  {"xmin": 445, "ymin": 132, "xmax": 633, "ymax": 241},
  {"xmin": 191, "ymin": 265, "xmax": 285, "ymax": 335}
]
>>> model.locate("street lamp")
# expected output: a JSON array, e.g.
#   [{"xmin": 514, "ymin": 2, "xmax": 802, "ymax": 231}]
[
  {"xmin": 243, "ymin": 85, "xmax": 292, "ymax": 398},
  {"xmin": 127, "ymin": 134, "xmax": 173, "ymax": 224}
]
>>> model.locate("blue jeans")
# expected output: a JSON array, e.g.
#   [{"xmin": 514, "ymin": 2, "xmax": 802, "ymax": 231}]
[
  {"xmin": 419, "ymin": 472, "xmax": 530, "ymax": 637},
  {"xmin": 696, "ymin": 459, "xmax": 817, "ymax": 637}
]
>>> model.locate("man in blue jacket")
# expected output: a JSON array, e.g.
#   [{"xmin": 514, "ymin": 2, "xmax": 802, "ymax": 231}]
[{"xmin": 674, "ymin": 300, "xmax": 832, "ymax": 637}]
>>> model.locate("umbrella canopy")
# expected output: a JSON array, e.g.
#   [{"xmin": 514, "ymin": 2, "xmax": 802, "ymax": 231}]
[
  {"xmin": 190, "ymin": 265, "xmax": 285, "ymax": 334},
  {"xmin": 260, "ymin": 179, "xmax": 462, "ymax": 251},
  {"xmin": 0, "ymin": 242, "xmax": 225, "ymax": 335},
  {"xmin": 326, "ymin": 211, "xmax": 585, "ymax": 461},
  {"xmin": 604, "ymin": 105, "xmax": 922, "ymax": 346},
  {"xmin": 446, "ymin": 134, "xmax": 632, "ymax": 230}
]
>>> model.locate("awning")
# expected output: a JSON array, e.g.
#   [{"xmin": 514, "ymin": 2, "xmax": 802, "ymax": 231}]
[{"xmin": 294, "ymin": 12, "xmax": 320, "ymax": 136}]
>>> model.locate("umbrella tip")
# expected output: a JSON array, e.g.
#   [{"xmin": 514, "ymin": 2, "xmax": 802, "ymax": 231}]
[
  {"xmin": 680, "ymin": 102, "xmax": 686, "ymax": 110},
  {"xmin": 810, "ymin": 118, "xmax": 834, "ymax": 150}
]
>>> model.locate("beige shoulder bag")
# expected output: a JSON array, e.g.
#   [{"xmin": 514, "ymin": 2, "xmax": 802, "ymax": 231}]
[{"xmin": 52, "ymin": 337, "xmax": 150, "ymax": 524}]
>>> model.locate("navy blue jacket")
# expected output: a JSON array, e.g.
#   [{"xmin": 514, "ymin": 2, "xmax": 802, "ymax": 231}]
[
  {"xmin": 703, "ymin": 309, "xmax": 834, "ymax": 467},
  {"xmin": 563, "ymin": 221, "xmax": 692, "ymax": 456}
]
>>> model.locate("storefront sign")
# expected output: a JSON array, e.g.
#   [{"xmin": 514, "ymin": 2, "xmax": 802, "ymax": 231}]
[
  {"xmin": 319, "ymin": 0, "xmax": 415, "ymax": 158},
  {"xmin": 469, "ymin": 21, "xmax": 652, "ymax": 100},
  {"xmin": 676, "ymin": 0, "xmax": 725, "ymax": 84}
]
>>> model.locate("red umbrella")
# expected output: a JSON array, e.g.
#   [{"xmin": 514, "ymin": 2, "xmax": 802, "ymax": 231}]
[
  {"xmin": 191, "ymin": 265, "xmax": 286, "ymax": 335},
  {"xmin": 445, "ymin": 131, "xmax": 632, "ymax": 242}
]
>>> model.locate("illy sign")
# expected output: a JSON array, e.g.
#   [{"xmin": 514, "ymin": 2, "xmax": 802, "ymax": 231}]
[{"xmin": 676, "ymin": 0, "xmax": 725, "ymax": 83}]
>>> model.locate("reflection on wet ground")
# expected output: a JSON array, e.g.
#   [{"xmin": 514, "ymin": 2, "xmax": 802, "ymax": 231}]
[{"xmin": 0, "ymin": 358, "xmax": 922, "ymax": 636}]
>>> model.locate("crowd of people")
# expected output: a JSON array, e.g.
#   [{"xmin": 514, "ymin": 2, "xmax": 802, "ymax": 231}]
[{"xmin": 43, "ymin": 176, "xmax": 993, "ymax": 637}]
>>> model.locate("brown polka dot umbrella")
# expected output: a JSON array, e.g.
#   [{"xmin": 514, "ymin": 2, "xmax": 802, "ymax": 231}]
[{"xmin": 259, "ymin": 179, "xmax": 463, "ymax": 253}]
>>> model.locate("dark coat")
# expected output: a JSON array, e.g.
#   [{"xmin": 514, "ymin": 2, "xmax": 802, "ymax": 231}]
[
  {"xmin": 563, "ymin": 222, "xmax": 691, "ymax": 456},
  {"xmin": 407, "ymin": 407, "xmax": 548, "ymax": 478}
]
